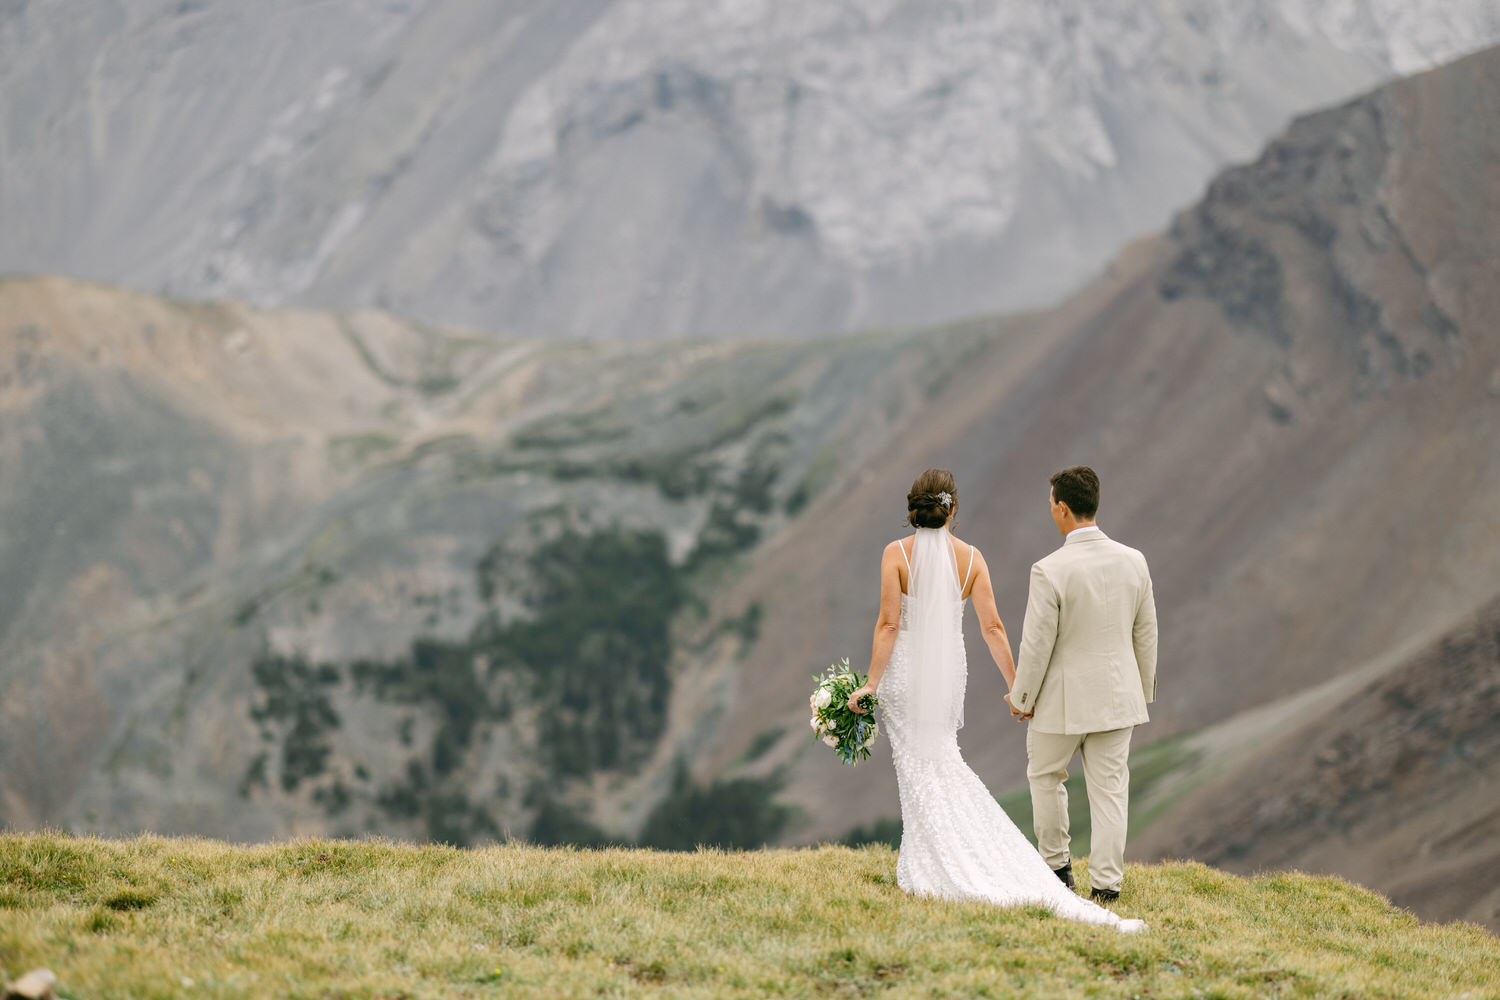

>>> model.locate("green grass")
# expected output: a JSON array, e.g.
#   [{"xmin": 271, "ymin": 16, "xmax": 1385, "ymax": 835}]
[{"xmin": 2, "ymin": 835, "xmax": 1496, "ymax": 999}]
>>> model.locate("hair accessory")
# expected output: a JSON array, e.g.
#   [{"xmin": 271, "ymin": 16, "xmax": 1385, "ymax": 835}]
[{"xmin": 937, "ymin": 491, "xmax": 953, "ymax": 508}]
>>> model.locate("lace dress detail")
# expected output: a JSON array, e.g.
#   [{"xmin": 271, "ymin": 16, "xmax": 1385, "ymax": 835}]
[{"xmin": 880, "ymin": 529, "xmax": 1145, "ymax": 932}]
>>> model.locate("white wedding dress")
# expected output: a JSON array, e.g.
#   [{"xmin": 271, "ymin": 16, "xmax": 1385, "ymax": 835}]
[{"xmin": 879, "ymin": 526, "xmax": 1145, "ymax": 932}]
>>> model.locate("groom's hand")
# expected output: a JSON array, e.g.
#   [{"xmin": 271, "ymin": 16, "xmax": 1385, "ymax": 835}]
[{"xmin": 1004, "ymin": 692, "xmax": 1031, "ymax": 720}]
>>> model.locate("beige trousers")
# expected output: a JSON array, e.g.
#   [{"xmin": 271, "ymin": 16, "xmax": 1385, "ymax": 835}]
[{"xmin": 1025, "ymin": 725, "xmax": 1133, "ymax": 892}]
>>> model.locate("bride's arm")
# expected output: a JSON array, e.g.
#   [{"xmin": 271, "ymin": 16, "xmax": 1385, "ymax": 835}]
[
  {"xmin": 849, "ymin": 542, "xmax": 903, "ymax": 713},
  {"xmin": 969, "ymin": 552, "xmax": 1017, "ymax": 689}
]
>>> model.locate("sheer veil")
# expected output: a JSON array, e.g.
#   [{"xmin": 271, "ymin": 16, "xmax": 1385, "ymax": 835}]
[{"xmin": 906, "ymin": 526, "xmax": 965, "ymax": 756}]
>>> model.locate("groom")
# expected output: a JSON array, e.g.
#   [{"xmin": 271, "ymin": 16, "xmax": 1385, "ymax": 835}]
[{"xmin": 1006, "ymin": 466, "xmax": 1158, "ymax": 903}]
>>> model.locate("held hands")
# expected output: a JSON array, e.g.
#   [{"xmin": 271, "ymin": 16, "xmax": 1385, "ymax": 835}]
[
  {"xmin": 1004, "ymin": 691, "xmax": 1032, "ymax": 720},
  {"xmin": 848, "ymin": 685, "xmax": 875, "ymax": 714}
]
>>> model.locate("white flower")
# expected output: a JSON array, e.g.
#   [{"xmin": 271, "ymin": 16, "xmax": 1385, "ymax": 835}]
[
  {"xmin": 822, "ymin": 735, "xmax": 838, "ymax": 748},
  {"xmin": 809, "ymin": 715, "xmax": 820, "ymax": 730},
  {"xmin": 814, "ymin": 687, "xmax": 833, "ymax": 710}
]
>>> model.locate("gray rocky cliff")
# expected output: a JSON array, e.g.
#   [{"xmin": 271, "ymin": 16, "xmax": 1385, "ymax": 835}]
[{"xmin": 2, "ymin": 0, "xmax": 1498, "ymax": 339}]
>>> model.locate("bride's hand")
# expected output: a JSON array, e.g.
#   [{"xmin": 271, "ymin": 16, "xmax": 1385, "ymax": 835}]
[{"xmin": 848, "ymin": 685, "xmax": 874, "ymax": 714}]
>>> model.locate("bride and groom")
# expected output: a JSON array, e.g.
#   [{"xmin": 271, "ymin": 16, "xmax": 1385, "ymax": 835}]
[{"xmin": 847, "ymin": 465, "xmax": 1157, "ymax": 932}]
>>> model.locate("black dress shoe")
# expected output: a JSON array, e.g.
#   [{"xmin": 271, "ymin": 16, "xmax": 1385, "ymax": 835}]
[
  {"xmin": 1090, "ymin": 886, "xmax": 1120, "ymax": 904},
  {"xmin": 1052, "ymin": 862, "xmax": 1074, "ymax": 889}
]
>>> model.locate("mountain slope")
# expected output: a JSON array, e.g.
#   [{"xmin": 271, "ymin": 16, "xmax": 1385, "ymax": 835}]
[
  {"xmin": 1133, "ymin": 591, "xmax": 1500, "ymax": 931},
  {"xmin": 0, "ymin": 273, "xmax": 991, "ymax": 843},
  {"xmin": 2, "ymin": 1, "xmax": 1499, "ymax": 339},
  {"xmin": 707, "ymin": 41, "xmax": 1500, "ymax": 916}
]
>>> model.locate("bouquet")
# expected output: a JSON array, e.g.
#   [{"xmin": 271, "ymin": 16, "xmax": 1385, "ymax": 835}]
[{"xmin": 808, "ymin": 657, "xmax": 879, "ymax": 764}]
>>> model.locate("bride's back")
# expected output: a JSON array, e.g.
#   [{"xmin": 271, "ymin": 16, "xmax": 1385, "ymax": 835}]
[{"xmin": 893, "ymin": 530, "xmax": 978, "ymax": 601}]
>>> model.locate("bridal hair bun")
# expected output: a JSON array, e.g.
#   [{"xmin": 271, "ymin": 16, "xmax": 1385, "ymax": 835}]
[{"xmin": 906, "ymin": 468, "xmax": 958, "ymax": 529}]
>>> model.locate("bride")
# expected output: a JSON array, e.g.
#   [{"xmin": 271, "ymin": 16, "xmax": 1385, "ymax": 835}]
[{"xmin": 847, "ymin": 468, "xmax": 1145, "ymax": 932}]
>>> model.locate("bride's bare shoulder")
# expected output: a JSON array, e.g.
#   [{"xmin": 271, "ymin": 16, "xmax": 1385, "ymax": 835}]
[
  {"xmin": 950, "ymin": 534, "xmax": 984, "ymax": 561},
  {"xmin": 882, "ymin": 537, "xmax": 913, "ymax": 558}
]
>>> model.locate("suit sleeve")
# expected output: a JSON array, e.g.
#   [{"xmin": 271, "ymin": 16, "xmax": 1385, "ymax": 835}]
[
  {"xmin": 1011, "ymin": 562, "xmax": 1060, "ymax": 713},
  {"xmin": 1132, "ymin": 556, "xmax": 1158, "ymax": 704}
]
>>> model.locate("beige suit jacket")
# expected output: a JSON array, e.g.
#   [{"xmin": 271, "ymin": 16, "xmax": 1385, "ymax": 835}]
[{"xmin": 1012, "ymin": 528, "xmax": 1157, "ymax": 735}]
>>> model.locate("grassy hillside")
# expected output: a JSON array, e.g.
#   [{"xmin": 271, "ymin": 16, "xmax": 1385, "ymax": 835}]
[
  {"xmin": 2, "ymin": 835, "xmax": 1496, "ymax": 999},
  {"xmin": 0, "ymin": 273, "xmax": 990, "ymax": 847}
]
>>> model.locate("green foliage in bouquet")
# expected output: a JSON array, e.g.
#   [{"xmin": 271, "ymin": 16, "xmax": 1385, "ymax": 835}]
[{"xmin": 808, "ymin": 657, "xmax": 879, "ymax": 765}]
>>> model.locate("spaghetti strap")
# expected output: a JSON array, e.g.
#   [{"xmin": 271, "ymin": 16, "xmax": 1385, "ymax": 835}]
[
  {"xmin": 962, "ymin": 545, "xmax": 978, "ymax": 594},
  {"xmin": 899, "ymin": 537, "xmax": 913, "ymax": 588}
]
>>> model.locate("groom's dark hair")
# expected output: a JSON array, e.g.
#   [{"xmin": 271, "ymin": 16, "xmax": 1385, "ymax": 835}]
[{"xmin": 1050, "ymin": 466, "xmax": 1100, "ymax": 519}]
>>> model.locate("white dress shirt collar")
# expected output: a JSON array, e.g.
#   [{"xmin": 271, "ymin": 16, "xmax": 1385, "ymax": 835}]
[{"xmin": 1067, "ymin": 524, "xmax": 1102, "ymax": 539}]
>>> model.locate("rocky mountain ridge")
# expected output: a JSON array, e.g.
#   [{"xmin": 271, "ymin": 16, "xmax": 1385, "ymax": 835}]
[{"xmin": 3, "ymin": 0, "xmax": 1500, "ymax": 339}]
